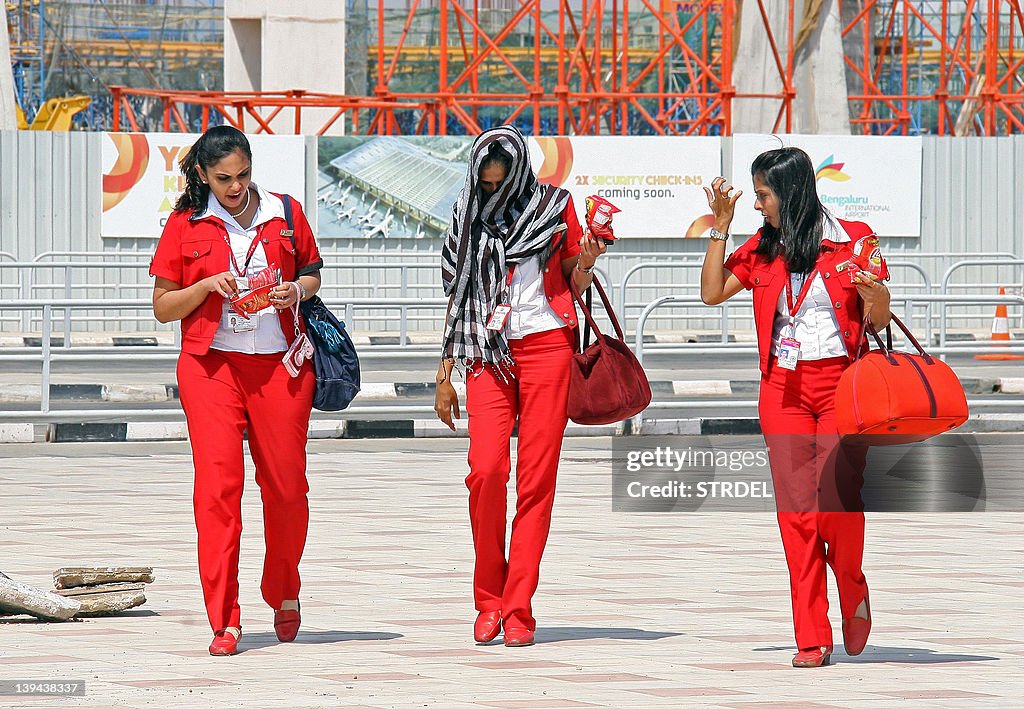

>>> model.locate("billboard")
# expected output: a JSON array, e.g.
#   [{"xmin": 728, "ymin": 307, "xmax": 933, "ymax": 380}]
[
  {"xmin": 729, "ymin": 134, "xmax": 923, "ymax": 237},
  {"xmin": 101, "ymin": 132, "xmax": 306, "ymax": 238},
  {"xmin": 315, "ymin": 135, "xmax": 723, "ymax": 239}
]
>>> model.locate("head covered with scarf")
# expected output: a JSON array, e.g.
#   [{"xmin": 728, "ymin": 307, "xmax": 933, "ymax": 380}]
[{"xmin": 441, "ymin": 125, "xmax": 571, "ymax": 369}]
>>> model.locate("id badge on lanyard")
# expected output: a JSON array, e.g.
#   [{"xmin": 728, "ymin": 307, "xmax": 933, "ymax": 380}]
[
  {"xmin": 486, "ymin": 265, "xmax": 516, "ymax": 332},
  {"xmin": 225, "ymin": 231, "xmax": 261, "ymax": 279},
  {"xmin": 777, "ymin": 270, "xmax": 817, "ymax": 371}
]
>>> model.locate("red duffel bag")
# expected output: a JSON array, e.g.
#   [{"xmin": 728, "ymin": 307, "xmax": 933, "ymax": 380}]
[
  {"xmin": 567, "ymin": 275, "xmax": 652, "ymax": 425},
  {"xmin": 835, "ymin": 314, "xmax": 968, "ymax": 445}
]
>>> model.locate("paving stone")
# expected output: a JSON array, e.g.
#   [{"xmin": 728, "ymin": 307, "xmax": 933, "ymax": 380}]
[{"xmin": 0, "ymin": 438, "xmax": 1020, "ymax": 707}]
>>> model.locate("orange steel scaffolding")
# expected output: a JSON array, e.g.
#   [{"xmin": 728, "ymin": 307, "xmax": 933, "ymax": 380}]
[
  {"xmin": 842, "ymin": 0, "xmax": 1024, "ymax": 135},
  {"xmin": 109, "ymin": 1, "xmax": 1024, "ymax": 136}
]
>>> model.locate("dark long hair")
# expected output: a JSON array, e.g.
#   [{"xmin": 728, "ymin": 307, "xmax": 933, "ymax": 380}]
[
  {"xmin": 751, "ymin": 147, "xmax": 829, "ymax": 274},
  {"xmin": 174, "ymin": 125, "xmax": 252, "ymax": 214},
  {"xmin": 479, "ymin": 143, "xmax": 513, "ymax": 178}
]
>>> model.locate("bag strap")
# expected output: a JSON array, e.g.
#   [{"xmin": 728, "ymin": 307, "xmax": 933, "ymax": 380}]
[
  {"xmin": 858, "ymin": 312, "xmax": 934, "ymax": 365},
  {"xmin": 276, "ymin": 193, "xmax": 306, "ymax": 325},
  {"xmin": 280, "ymin": 193, "xmax": 296, "ymax": 245},
  {"xmin": 568, "ymin": 273, "xmax": 625, "ymax": 350},
  {"xmin": 581, "ymin": 287, "xmax": 594, "ymax": 350}
]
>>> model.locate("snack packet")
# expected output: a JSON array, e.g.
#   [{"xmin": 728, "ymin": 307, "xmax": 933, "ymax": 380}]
[
  {"xmin": 584, "ymin": 195, "xmax": 621, "ymax": 243},
  {"xmin": 229, "ymin": 266, "xmax": 281, "ymax": 319},
  {"xmin": 849, "ymin": 234, "xmax": 889, "ymax": 283}
]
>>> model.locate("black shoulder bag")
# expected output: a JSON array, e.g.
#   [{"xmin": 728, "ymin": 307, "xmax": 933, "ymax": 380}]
[{"xmin": 281, "ymin": 195, "xmax": 361, "ymax": 411}]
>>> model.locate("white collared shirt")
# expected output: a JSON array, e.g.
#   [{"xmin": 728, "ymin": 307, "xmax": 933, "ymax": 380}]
[
  {"xmin": 204, "ymin": 183, "xmax": 290, "ymax": 354},
  {"xmin": 770, "ymin": 217, "xmax": 849, "ymax": 360},
  {"xmin": 506, "ymin": 254, "xmax": 567, "ymax": 340}
]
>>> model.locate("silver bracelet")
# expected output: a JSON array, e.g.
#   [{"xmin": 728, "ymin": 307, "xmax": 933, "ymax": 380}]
[
  {"xmin": 709, "ymin": 227, "xmax": 730, "ymax": 241},
  {"xmin": 292, "ymin": 280, "xmax": 306, "ymax": 301},
  {"xmin": 576, "ymin": 263, "xmax": 595, "ymax": 274}
]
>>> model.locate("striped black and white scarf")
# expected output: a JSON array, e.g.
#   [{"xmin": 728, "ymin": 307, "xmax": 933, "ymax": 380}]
[{"xmin": 441, "ymin": 125, "xmax": 571, "ymax": 370}]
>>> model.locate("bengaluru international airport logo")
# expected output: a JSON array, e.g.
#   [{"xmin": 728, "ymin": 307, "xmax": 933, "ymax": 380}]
[
  {"xmin": 815, "ymin": 154, "xmax": 851, "ymax": 183},
  {"xmin": 534, "ymin": 137, "xmax": 574, "ymax": 186},
  {"xmin": 814, "ymin": 153, "xmax": 881, "ymax": 217},
  {"xmin": 102, "ymin": 133, "xmax": 150, "ymax": 212}
]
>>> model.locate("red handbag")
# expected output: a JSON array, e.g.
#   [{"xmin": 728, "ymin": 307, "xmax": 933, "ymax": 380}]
[
  {"xmin": 835, "ymin": 314, "xmax": 968, "ymax": 444},
  {"xmin": 567, "ymin": 275, "xmax": 652, "ymax": 425}
]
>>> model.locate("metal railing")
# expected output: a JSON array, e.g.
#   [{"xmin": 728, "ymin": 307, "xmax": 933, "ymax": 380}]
[
  {"xmin": 31, "ymin": 251, "xmax": 152, "ymax": 262},
  {"xmin": 4, "ymin": 289, "xmax": 1024, "ymax": 423},
  {"xmin": 0, "ymin": 297, "xmax": 448, "ymax": 415},
  {"xmin": 631, "ymin": 292, "xmax": 1024, "ymax": 428},
  {"xmin": 939, "ymin": 260, "xmax": 1024, "ymax": 341},
  {"xmin": 941, "ymin": 259, "xmax": 1024, "ymax": 294},
  {"xmin": 615, "ymin": 259, "xmax": 933, "ymax": 334},
  {"xmin": 0, "ymin": 259, "xmax": 612, "ymax": 338},
  {"xmin": 2, "ymin": 251, "xmax": 1020, "ymax": 343}
]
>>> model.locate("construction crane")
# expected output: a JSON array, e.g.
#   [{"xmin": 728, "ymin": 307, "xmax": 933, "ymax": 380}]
[{"xmin": 16, "ymin": 95, "xmax": 91, "ymax": 130}]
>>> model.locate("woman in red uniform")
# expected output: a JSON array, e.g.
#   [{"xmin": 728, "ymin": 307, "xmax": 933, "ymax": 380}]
[
  {"xmin": 434, "ymin": 125, "xmax": 605, "ymax": 647},
  {"xmin": 150, "ymin": 126, "xmax": 323, "ymax": 656},
  {"xmin": 700, "ymin": 147, "xmax": 891, "ymax": 667}
]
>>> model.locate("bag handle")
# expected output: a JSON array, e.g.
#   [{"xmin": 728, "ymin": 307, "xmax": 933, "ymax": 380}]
[
  {"xmin": 858, "ymin": 312, "xmax": 934, "ymax": 365},
  {"xmin": 569, "ymin": 272, "xmax": 625, "ymax": 350},
  {"xmin": 581, "ymin": 286, "xmax": 594, "ymax": 350}
]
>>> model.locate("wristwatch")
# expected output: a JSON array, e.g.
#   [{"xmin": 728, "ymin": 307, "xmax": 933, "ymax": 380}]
[
  {"xmin": 576, "ymin": 263, "xmax": 595, "ymax": 274},
  {"xmin": 709, "ymin": 227, "xmax": 729, "ymax": 241}
]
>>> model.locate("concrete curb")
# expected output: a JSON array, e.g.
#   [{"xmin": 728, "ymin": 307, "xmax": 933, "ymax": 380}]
[
  {"xmin": 0, "ymin": 424, "xmax": 34, "ymax": 443},
  {"xmin": 16, "ymin": 414, "xmax": 1023, "ymax": 443},
  {"xmin": 13, "ymin": 335, "xmax": 173, "ymax": 348},
  {"xmin": 2, "ymin": 376, "xmax": 1011, "ymax": 404},
  {"xmin": 998, "ymin": 377, "xmax": 1024, "ymax": 394}
]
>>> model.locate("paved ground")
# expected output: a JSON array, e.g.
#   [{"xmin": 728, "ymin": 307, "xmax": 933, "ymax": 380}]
[{"xmin": 1, "ymin": 438, "xmax": 1022, "ymax": 708}]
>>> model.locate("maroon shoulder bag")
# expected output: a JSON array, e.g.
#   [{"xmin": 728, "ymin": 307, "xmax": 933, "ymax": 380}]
[{"xmin": 567, "ymin": 275, "xmax": 652, "ymax": 425}]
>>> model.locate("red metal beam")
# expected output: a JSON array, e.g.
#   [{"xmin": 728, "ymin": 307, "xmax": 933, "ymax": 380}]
[{"xmin": 106, "ymin": 2, "xmax": 1023, "ymax": 137}]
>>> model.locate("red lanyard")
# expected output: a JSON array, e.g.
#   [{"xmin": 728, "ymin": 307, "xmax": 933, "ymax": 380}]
[
  {"xmin": 505, "ymin": 264, "xmax": 517, "ymax": 288},
  {"xmin": 223, "ymin": 229, "xmax": 261, "ymax": 277},
  {"xmin": 784, "ymin": 268, "xmax": 819, "ymax": 324}
]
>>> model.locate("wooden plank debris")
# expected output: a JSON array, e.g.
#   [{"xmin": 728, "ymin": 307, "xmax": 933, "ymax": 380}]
[
  {"xmin": 56, "ymin": 583, "xmax": 145, "ymax": 597},
  {"xmin": 0, "ymin": 572, "xmax": 81, "ymax": 621},
  {"xmin": 55, "ymin": 584, "xmax": 146, "ymax": 616},
  {"xmin": 53, "ymin": 567, "xmax": 155, "ymax": 589}
]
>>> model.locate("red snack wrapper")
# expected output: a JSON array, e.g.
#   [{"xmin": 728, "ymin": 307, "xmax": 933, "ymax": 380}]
[
  {"xmin": 584, "ymin": 195, "xmax": 621, "ymax": 242},
  {"xmin": 229, "ymin": 266, "xmax": 281, "ymax": 319},
  {"xmin": 849, "ymin": 234, "xmax": 889, "ymax": 283}
]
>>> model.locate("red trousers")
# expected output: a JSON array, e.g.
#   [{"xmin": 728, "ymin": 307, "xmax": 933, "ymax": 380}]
[
  {"xmin": 759, "ymin": 356, "xmax": 868, "ymax": 650},
  {"xmin": 465, "ymin": 327, "xmax": 575, "ymax": 632},
  {"xmin": 177, "ymin": 349, "xmax": 314, "ymax": 632}
]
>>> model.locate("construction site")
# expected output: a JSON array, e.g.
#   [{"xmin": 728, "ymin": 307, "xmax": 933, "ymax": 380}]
[
  {"xmin": 6, "ymin": 0, "xmax": 221, "ymax": 130},
  {"xmin": 2, "ymin": 4, "xmax": 1024, "ymax": 708},
  {"xmin": 3, "ymin": 1, "xmax": 1023, "ymax": 136}
]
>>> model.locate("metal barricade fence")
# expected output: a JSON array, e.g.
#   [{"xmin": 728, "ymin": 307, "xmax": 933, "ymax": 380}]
[
  {"xmin": 630, "ymin": 292, "xmax": 1024, "ymax": 429},
  {"xmin": 615, "ymin": 260, "xmax": 933, "ymax": 335},
  {"xmin": 1, "ymin": 251, "xmax": 1019, "ymax": 340},
  {"xmin": 0, "ymin": 297, "xmax": 448, "ymax": 416},
  {"xmin": 2, "ymin": 291, "xmax": 1023, "ymax": 422},
  {"xmin": 940, "ymin": 259, "xmax": 1024, "ymax": 338},
  {"xmin": 0, "ymin": 260, "xmax": 612, "ymax": 342}
]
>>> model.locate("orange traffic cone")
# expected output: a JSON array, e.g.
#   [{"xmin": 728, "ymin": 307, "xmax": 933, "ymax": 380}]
[{"xmin": 975, "ymin": 287, "xmax": 1024, "ymax": 360}]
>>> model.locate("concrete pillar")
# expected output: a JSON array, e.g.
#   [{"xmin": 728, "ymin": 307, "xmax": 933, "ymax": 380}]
[
  {"xmin": 733, "ymin": 0, "xmax": 851, "ymax": 135},
  {"xmin": 224, "ymin": 0, "xmax": 346, "ymax": 135}
]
